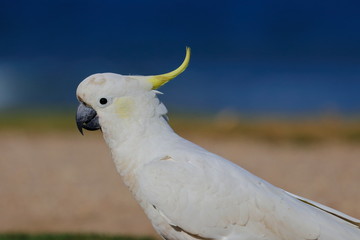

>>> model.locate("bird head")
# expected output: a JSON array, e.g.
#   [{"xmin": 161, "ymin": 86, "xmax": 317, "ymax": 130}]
[{"xmin": 76, "ymin": 47, "xmax": 191, "ymax": 135}]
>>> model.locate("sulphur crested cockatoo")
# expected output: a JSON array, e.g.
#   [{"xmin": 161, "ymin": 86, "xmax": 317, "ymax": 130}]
[{"xmin": 76, "ymin": 48, "xmax": 360, "ymax": 240}]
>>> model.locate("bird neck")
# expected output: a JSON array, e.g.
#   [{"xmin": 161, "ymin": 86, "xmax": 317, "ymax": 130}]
[{"xmin": 101, "ymin": 115, "xmax": 177, "ymax": 187}]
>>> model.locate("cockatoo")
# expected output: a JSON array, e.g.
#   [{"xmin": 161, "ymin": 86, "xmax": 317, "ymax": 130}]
[{"xmin": 76, "ymin": 48, "xmax": 360, "ymax": 240}]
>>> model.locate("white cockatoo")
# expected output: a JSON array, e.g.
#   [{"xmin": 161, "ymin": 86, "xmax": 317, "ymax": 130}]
[{"xmin": 76, "ymin": 48, "xmax": 360, "ymax": 240}]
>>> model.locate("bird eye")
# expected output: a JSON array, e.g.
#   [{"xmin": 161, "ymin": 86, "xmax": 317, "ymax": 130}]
[
  {"xmin": 99, "ymin": 98, "xmax": 108, "ymax": 105},
  {"xmin": 97, "ymin": 97, "xmax": 113, "ymax": 108}
]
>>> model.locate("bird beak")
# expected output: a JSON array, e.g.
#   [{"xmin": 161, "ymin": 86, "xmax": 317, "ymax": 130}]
[{"xmin": 76, "ymin": 103, "xmax": 101, "ymax": 135}]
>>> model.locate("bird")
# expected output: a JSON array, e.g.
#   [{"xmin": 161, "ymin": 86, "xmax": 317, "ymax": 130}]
[{"xmin": 76, "ymin": 47, "xmax": 360, "ymax": 240}]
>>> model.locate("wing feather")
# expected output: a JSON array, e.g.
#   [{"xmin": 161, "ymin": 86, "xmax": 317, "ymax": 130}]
[
  {"xmin": 137, "ymin": 151, "xmax": 359, "ymax": 240},
  {"xmin": 286, "ymin": 191, "xmax": 360, "ymax": 228}
]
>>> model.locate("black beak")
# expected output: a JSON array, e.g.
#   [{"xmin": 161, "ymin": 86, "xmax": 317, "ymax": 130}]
[{"xmin": 76, "ymin": 103, "xmax": 101, "ymax": 135}]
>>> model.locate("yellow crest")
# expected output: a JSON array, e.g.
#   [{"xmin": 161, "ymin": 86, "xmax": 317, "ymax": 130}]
[{"xmin": 148, "ymin": 47, "xmax": 191, "ymax": 89}]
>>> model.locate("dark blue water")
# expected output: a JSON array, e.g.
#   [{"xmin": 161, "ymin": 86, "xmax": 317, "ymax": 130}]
[
  {"xmin": 0, "ymin": 1, "xmax": 359, "ymax": 116},
  {"xmin": 1, "ymin": 57, "xmax": 359, "ymax": 116},
  {"xmin": 162, "ymin": 59, "xmax": 360, "ymax": 115}
]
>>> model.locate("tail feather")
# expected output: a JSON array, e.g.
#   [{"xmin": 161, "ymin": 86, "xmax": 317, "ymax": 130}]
[{"xmin": 285, "ymin": 191, "xmax": 360, "ymax": 228}]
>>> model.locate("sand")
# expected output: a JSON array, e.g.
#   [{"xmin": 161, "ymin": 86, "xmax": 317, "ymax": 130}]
[{"xmin": 0, "ymin": 131, "xmax": 359, "ymax": 237}]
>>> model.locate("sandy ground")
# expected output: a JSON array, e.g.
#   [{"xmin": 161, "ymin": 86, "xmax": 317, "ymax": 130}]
[{"xmin": 0, "ymin": 130, "xmax": 359, "ymax": 237}]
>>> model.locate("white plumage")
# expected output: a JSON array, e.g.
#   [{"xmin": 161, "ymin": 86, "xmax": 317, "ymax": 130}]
[{"xmin": 76, "ymin": 49, "xmax": 360, "ymax": 240}]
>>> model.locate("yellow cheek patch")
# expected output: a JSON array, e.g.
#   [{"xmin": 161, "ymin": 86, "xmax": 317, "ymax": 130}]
[{"xmin": 114, "ymin": 97, "xmax": 134, "ymax": 118}]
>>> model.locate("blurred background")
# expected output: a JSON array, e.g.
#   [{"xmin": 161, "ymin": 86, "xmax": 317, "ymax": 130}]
[
  {"xmin": 1, "ymin": 0, "xmax": 360, "ymax": 115},
  {"xmin": 0, "ymin": 0, "xmax": 359, "ymax": 239}
]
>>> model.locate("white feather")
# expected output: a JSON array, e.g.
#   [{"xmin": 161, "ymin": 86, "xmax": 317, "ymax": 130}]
[{"xmin": 76, "ymin": 72, "xmax": 360, "ymax": 240}]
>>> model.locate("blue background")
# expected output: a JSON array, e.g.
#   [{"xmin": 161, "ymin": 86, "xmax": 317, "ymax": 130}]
[{"xmin": 1, "ymin": 0, "xmax": 359, "ymax": 115}]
